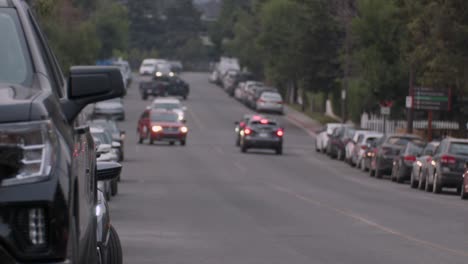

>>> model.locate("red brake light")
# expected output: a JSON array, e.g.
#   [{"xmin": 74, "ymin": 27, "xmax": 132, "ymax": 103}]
[
  {"xmin": 404, "ymin": 155, "xmax": 416, "ymax": 162},
  {"xmin": 260, "ymin": 119, "xmax": 268, "ymax": 124},
  {"xmin": 441, "ymin": 155, "xmax": 456, "ymax": 164},
  {"xmin": 239, "ymin": 121, "xmax": 246, "ymax": 128},
  {"xmin": 426, "ymin": 157, "xmax": 432, "ymax": 163},
  {"xmin": 252, "ymin": 115, "xmax": 262, "ymax": 120},
  {"xmin": 244, "ymin": 128, "xmax": 252, "ymax": 135},
  {"xmin": 276, "ymin": 130, "xmax": 284, "ymax": 137},
  {"xmin": 361, "ymin": 145, "xmax": 367, "ymax": 150},
  {"xmin": 277, "ymin": 101, "xmax": 283, "ymax": 105},
  {"xmin": 257, "ymin": 99, "xmax": 265, "ymax": 103}
]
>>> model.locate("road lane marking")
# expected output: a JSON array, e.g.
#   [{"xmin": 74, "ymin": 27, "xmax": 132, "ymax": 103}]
[
  {"xmin": 187, "ymin": 108, "xmax": 204, "ymax": 131},
  {"xmin": 271, "ymin": 185, "xmax": 468, "ymax": 258}
]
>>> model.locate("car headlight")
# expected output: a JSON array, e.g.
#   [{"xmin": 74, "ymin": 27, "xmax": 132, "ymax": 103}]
[
  {"xmin": 155, "ymin": 71, "xmax": 162, "ymax": 77},
  {"xmin": 169, "ymin": 72, "xmax": 175, "ymax": 77},
  {"xmin": 0, "ymin": 121, "xmax": 57, "ymax": 186},
  {"xmin": 152, "ymin": 125, "xmax": 163, "ymax": 132},
  {"xmin": 180, "ymin": 126, "xmax": 188, "ymax": 133}
]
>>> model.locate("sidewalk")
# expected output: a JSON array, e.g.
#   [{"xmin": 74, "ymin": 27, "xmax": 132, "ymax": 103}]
[{"xmin": 285, "ymin": 106, "xmax": 322, "ymax": 137}]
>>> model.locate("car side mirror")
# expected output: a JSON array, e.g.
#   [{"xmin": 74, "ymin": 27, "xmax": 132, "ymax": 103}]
[
  {"xmin": 61, "ymin": 66, "xmax": 125, "ymax": 123},
  {"xmin": 96, "ymin": 161, "xmax": 122, "ymax": 181},
  {"xmin": 112, "ymin": 141, "xmax": 121, "ymax": 148},
  {"xmin": 120, "ymin": 130, "xmax": 126, "ymax": 139}
]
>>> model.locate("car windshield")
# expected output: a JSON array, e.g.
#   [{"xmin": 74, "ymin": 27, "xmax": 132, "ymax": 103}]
[
  {"xmin": 448, "ymin": 142, "xmax": 468, "ymax": 156},
  {"xmin": 91, "ymin": 120, "xmax": 119, "ymax": 134},
  {"xmin": 0, "ymin": 9, "xmax": 33, "ymax": 86},
  {"xmin": 92, "ymin": 131, "xmax": 111, "ymax": 144},
  {"xmin": 261, "ymin": 92, "xmax": 282, "ymax": 100},
  {"xmin": 152, "ymin": 103, "xmax": 180, "ymax": 110},
  {"xmin": 151, "ymin": 112, "xmax": 179, "ymax": 122},
  {"xmin": 143, "ymin": 63, "xmax": 155, "ymax": 67},
  {"xmin": 387, "ymin": 137, "xmax": 423, "ymax": 146}
]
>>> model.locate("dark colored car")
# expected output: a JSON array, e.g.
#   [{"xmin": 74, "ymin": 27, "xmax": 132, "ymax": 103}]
[
  {"xmin": 239, "ymin": 118, "xmax": 284, "ymax": 155},
  {"xmin": 226, "ymin": 72, "xmax": 255, "ymax": 96},
  {"xmin": 90, "ymin": 119, "xmax": 126, "ymax": 161},
  {"xmin": 409, "ymin": 141, "xmax": 439, "ymax": 189},
  {"xmin": 461, "ymin": 162, "xmax": 468, "ymax": 199},
  {"xmin": 390, "ymin": 141, "xmax": 425, "ymax": 183},
  {"xmin": 139, "ymin": 75, "xmax": 189, "ymax": 100},
  {"xmin": 234, "ymin": 114, "xmax": 264, "ymax": 146},
  {"xmin": 369, "ymin": 134, "xmax": 424, "ymax": 178},
  {"xmin": 327, "ymin": 125, "xmax": 355, "ymax": 160},
  {"xmin": 0, "ymin": 1, "xmax": 125, "ymax": 262},
  {"xmin": 137, "ymin": 109, "xmax": 188, "ymax": 145},
  {"xmin": 426, "ymin": 138, "xmax": 468, "ymax": 194},
  {"xmin": 363, "ymin": 136, "xmax": 385, "ymax": 172},
  {"xmin": 166, "ymin": 76, "xmax": 190, "ymax": 100},
  {"xmin": 92, "ymin": 98, "xmax": 125, "ymax": 121}
]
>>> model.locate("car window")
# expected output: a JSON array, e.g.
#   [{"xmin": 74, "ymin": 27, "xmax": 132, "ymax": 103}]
[
  {"xmin": 448, "ymin": 142, "xmax": 468, "ymax": 156},
  {"xmin": 0, "ymin": 9, "xmax": 33, "ymax": 86},
  {"xmin": 151, "ymin": 112, "xmax": 179, "ymax": 122},
  {"xmin": 261, "ymin": 92, "xmax": 282, "ymax": 100},
  {"xmin": 387, "ymin": 137, "xmax": 423, "ymax": 146},
  {"xmin": 152, "ymin": 103, "xmax": 181, "ymax": 110}
]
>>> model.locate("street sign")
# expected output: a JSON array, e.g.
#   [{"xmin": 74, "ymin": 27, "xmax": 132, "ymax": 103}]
[
  {"xmin": 406, "ymin": 96, "xmax": 412, "ymax": 108},
  {"xmin": 413, "ymin": 87, "xmax": 451, "ymax": 111},
  {"xmin": 380, "ymin": 106, "xmax": 390, "ymax": 115}
]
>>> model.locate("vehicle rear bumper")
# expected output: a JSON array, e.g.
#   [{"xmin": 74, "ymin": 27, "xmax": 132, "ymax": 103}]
[
  {"xmin": 378, "ymin": 157, "xmax": 394, "ymax": 172},
  {"xmin": 256, "ymin": 104, "xmax": 284, "ymax": 113},
  {"xmin": 439, "ymin": 172, "xmax": 463, "ymax": 187},
  {"xmin": 244, "ymin": 138, "xmax": 282, "ymax": 149}
]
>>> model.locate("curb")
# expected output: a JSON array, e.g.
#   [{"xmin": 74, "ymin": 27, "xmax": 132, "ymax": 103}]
[{"xmin": 285, "ymin": 112, "xmax": 319, "ymax": 138}]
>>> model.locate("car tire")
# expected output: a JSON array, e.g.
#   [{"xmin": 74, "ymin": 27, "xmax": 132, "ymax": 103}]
[
  {"xmin": 390, "ymin": 167, "xmax": 397, "ymax": 182},
  {"xmin": 337, "ymin": 149, "xmax": 343, "ymax": 161},
  {"xmin": 180, "ymin": 140, "xmax": 186, "ymax": 146},
  {"xmin": 106, "ymin": 226, "xmax": 123, "ymax": 264},
  {"xmin": 396, "ymin": 165, "xmax": 405, "ymax": 183},
  {"xmin": 360, "ymin": 159, "xmax": 367, "ymax": 172},
  {"xmin": 425, "ymin": 175, "xmax": 432, "ymax": 192},
  {"xmin": 142, "ymin": 93, "xmax": 148, "ymax": 100},
  {"xmin": 241, "ymin": 144, "xmax": 247, "ymax": 153},
  {"xmin": 369, "ymin": 167, "xmax": 375, "ymax": 177},
  {"xmin": 138, "ymin": 135, "xmax": 143, "ymax": 144},
  {"xmin": 111, "ymin": 180, "xmax": 118, "ymax": 196},
  {"xmin": 410, "ymin": 170, "xmax": 418, "ymax": 188},
  {"xmin": 418, "ymin": 171, "xmax": 425, "ymax": 190},
  {"xmin": 169, "ymin": 141, "xmax": 175, "ymax": 146},
  {"xmin": 276, "ymin": 147, "xmax": 283, "ymax": 155},
  {"xmin": 433, "ymin": 172, "xmax": 442, "ymax": 194}
]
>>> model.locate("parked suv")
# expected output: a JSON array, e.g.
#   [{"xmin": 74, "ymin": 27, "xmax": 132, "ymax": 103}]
[{"xmin": 0, "ymin": 1, "xmax": 125, "ymax": 263}]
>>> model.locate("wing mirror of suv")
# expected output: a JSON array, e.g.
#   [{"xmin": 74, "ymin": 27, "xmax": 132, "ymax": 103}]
[
  {"xmin": 111, "ymin": 141, "xmax": 121, "ymax": 148},
  {"xmin": 120, "ymin": 130, "xmax": 126, "ymax": 139},
  {"xmin": 97, "ymin": 144, "xmax": 111, "ymax": 155},
  {"xmin": 96, "ymin": 161, "xmax": 122, "ymax": 181},
  {"xmin": 61, "ymin": 66, "xmax": 126, "ymax": 123}
]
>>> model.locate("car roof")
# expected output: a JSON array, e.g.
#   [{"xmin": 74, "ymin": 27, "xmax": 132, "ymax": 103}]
[
  {"xmin": 152, "ymin": 98, "xmax": 181, "ymax": 104},
  {"xmin": 90, "ymin": 127, "xmax": 105, "ymax": 133},
  {"xmin": 445, "ymin": 137, "xmax": 468, "ymax": 143}
]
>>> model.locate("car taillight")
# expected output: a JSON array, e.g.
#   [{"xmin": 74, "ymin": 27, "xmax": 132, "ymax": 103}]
[
  {"xmin": 260, "ymin": 119, "xmax": 268, "ymax": 124},
  {"xmin": 239, "ymin": 122, "xmax": 245, "ymax": 128},
  {"xmin": 382, "ymin": 147, "xmax": 392, "ymax": 154},
  {"xmin": 244, "ymin": 128, "xmax": 252, "ymax": 135},
  {"xmin": 276, "ymin": 130, "xmax": 284, "ymax": 137},
  {"xmin": 361, "ymin": 145, "xmax": 367, "ymax": 150},
  {"xmin": 441, "ymin": 155, "xmax": 456, "ymax": 164},
  {"xmin": 277, "ymin": 101, "xmax": 283, "ymax": 105},
  {"xmin": 0, "ymin": 121, "xmax": 57, "ymax": 186},
  {"xmin": 404, "ymin": 155, "xmax": 416, "ymax": 162},
  {"xmin": 257, "ymin": 99, "xmax": 265, "ymax": 103}
]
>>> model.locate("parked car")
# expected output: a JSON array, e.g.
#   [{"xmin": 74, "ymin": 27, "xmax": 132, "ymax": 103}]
[
  {"xmin": 93, "ymin": 98, "xmax": 125, "ymax": 121},
  {"xmin": 390, "ymin": 141, "xmax": 426, "ymax": 183},
  {"xmin": 95, "ymin": 162, "xmax": 123, "ymax": 264},
  {"xmin": 327, "ymin": 125, "xmax": 356, "ymax": 160},
  {"xmin": 255, "ymin": 91, "xmax": 284, "ymax": 114},
  {"xmin": 315, "ymin": 123, "xmax": 342, "ymax": 152},
  {"xmin": 461, "ymin": 162, "xmax": 468, "ymax": 199},
  {"xmin": 227, "ymin": 71, "xmax": 255, "ymax": 96},
  {"xmin": 409, "ymin": 141, "xmax": 439, "ymax": 189},
  {"xmin": 426, "ymin": 138, "xmax": 468, "ymax": 193},
  {"xmin": 369, "ymin": 134, "xmax": 424, "ymax": 178},
  {"xmin": 137, "ymin": 109, "xmax": 188, "ymax": 146},
  {"xmin": 345, "ymin": 130, "xmax": 368, "ymax": 164},
  {"xmin": 351, "ymin": 132, "xmax": 383, "ymax": 169},
  {"xmin": 90, "ymin": 119, "xmax": 126, "ymax": 161},
  {"xmin": 222, "ymin": 69, "xmax": 239, "ymax": 90},
  {"xmin": 243, "ymin": 81, "xmax": 264, "ymax": 106},
  {"xmin": 169, "ymin": 60, "xmax": 183, "ymax": 73},
  {"xmin": 363, "ymin": 136, "xmax": 385, "ymax": 172},
  {"xmin": 239, "ymin": 117, "xmax": 284, "ymax": 155},
  {"xmin": 0, "ymin": 1, "xmax": 125, "ymax": 262},
  {"xmin": 113, "ymin": 59, "xmax": 132, "ymax": 87}
]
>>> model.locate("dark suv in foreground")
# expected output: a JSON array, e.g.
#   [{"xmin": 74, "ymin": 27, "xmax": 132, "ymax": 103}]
[{"xmin": 0, "ymin": 1, "xmax": 125, "ymax": 263}]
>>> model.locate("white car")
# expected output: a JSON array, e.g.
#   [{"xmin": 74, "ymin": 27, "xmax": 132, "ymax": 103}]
[
  {"xmin": 139, "ymin": 58, "xmax": 168, "ymax": 75},
  {"xmin": 352, "ymin": 132, "xmax": 383, "ymax": 169},
  {"xmin": 113, "ymin": 59, "xmax": 132, "ymax": 86},
  {"xmin": 315, "ymin": 123, "xmax": 342, "ymax": 152},
  {"xmin": 345, "ymin": 130, "xmax": 368, "ymax": 164},
  {"xmin": 151, "ymin": 98, "xmax": 187, "ymax": 121}
]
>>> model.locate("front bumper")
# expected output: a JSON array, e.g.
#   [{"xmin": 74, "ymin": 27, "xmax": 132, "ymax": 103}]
[{"xmin": 151, "ymin": 132, "xmax": 186, "ymax": 141}]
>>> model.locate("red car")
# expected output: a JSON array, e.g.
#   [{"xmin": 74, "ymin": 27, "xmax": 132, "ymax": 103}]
[{"xmin": 137, "ymin": 109, "xmax": 188, "ymax": 145}]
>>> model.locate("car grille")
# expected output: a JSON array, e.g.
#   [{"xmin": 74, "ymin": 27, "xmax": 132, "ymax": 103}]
[{"xmin": 163, "ymin": 127, "xmax": 179, "ymax": 133}]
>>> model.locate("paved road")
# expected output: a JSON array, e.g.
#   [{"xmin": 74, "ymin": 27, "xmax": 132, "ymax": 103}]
[{"xmin": 111, "ymin": 73, "xmax": 468, "ymax": 264}]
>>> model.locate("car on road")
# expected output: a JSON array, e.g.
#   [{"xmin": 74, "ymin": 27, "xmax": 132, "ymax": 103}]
[
  {"xmin": 234, "ymin": 114, "xmax": 264, "ymax": 146},
  {"xmin": 137, "ymin": 109, "xmax": 188, "ymax": 145},
  {"xmin": 139, "ymin": 58, "xmax": 167, "ymax": 75},
  {"xmin": 255, "ymin": 91, "xmax": 284, "ymax": 114},
  {"xmin": 0, "ymin": 1, "xmax": 125, "ymax": 262},
  {"xmin": 91, "ymin": 119, "xmax": 126, "ymax": 161},
  {"xmin": 369, "ymin": 134, "xmax": 424, "ymax": 178},
  {"xmin": 461, "ymin": 162, "xmax": 468, "ymax": 199},
  {"xmin": 243, "ymin": 81, "xmax": 264, "ymax": 106},
  {"xmin": 93, "ymin": 97, "xmax": 125, "ymax": 121},
  {"xmin": 409, "ymin": 141, "xmax": 439, "ymax": 189},
  {"xmin": 315, "ymin": 123, "xmax": 342, "ymax": 152},
  {"xmin": 327, "ymin": 125, "xmax": 355, "ymax": 160},
  {"xmin": 222, "ymin": 69, "xmax": 239, "ymax": 91},
  {"xmin": 426, "ymin": 138, "xmax": 468, "ymax": 194},
  {"xmin": 166, "ymin": 76, "xmax": 190, "ymax": 100},
  {"xmin": 151, "ymin": 97, "xmax": 187, "ymax": 122},
  {"xmin": 351, "ymin": 131, "xmax": 383, "ymax": 169},
  {"xmin": 390, "ymin": 141, "xmax": 426, "ymax": 183},
  {"xmin": 239, "ymin": 118, "xmax": 284, "ymax": 155},
  {"xmin": 345, "ymin": 130, "xmax": 369, "ymax": 164},
  {"xmin": 113, "ymin": 59, "xmax": 133, "ymax": 87}
]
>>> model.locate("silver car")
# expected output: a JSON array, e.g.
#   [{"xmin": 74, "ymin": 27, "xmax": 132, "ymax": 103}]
[
  {"xmin": 93, "ymin": 98, "xmax": 125, "ymax": 121},
  {"xmin": 255, "ymin": 91, "xmax": 284, "ymax": 114}
]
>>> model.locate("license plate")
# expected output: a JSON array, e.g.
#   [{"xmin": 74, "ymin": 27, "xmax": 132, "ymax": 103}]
[{"xmin": 259, "ymin": 133, "xmax": 269, "ymax": 138}]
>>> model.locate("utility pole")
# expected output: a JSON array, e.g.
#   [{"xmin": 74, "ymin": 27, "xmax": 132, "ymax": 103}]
[{"xmin": 341, "ymin": 1, "xmax": 352, "ymax": 124}]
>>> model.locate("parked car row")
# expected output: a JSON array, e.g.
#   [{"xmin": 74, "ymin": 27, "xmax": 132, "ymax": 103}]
[
  {"xmin": 315, "ymin": 123, "xmax": 468, "ymax": 200},
  {"xmin": 210, "ymin": 67, "xmax": 285, "ymax": 115}
]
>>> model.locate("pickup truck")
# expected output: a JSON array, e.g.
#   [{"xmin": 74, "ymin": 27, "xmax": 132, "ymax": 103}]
[{"xmin": 140, "ymin": 75, "xmax": 190, "ymax": 100}]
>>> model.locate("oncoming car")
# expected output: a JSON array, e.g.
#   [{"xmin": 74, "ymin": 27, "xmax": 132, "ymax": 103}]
[
  {"xmin": 137, "ymin": 109, "xmax": 188, "ymax": 146},
  {"xmin": 151, "ymin": 97, "xmax": 187, "ymax": 122},
  {"xmin": 239, "ymin": 118, "xmax": 284, "ymax": 155}
]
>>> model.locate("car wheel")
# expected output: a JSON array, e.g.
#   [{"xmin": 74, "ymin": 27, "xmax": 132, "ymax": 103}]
[
  {"xmin": 111, "ymin": 180, "xmax": 118, "ymax": 196},
  {"xmin": 369, "ymin": 167, "xmax": 375, "ymax": 177},
  {"xmin": 375, "ymin": 159, "xmax": 383, "ymax": 179},
  {"xmin": 180, "ymin": 140, "xmax": 186, "ymax": 146},
  {"xmin": 396, "ymin": 165, "xmax": 405, "ymax": 183},
  {"xmin": 410, "ymin": 170, "xmax": 418, "ymax": 188},
  {"xmin": 169, "ymin": 141, "xmax": 175, "ymax": 146},
  {"xmin": 425, "ymin": 174, "xmax": 432, "ymax": 192},
  {"xmin": 276, "ymin": 147, "xmax": 283, "ymax": 155},
  {"xmin": 241, "ymin": 144, "xmax": 247, "ymax": 153},
  {"xmin": 418, "ymin": 170, "xmax": 424, "ymax": 190},
  {"xmin": 138, "ymin": 134, "xmax": 143, "ymax": 144},
  {"xmin": 390, "ymin": 166, "xmax": 397, "ymax": 182},
  {"xmin": 106, "ymin": 226, "xmax": 123, "ymax": 264},
  {"xmin": 461, "ymin": 184, "xmax": 468, "ymax": 200},
  {"xmin": 236, "ymin": 136, "xmax": 240, "ymax": 147},
  {"xmin": 149, "ymin": 137, "xmax": 154, "ymax": 145},
  {"xmin": 433, "ymin": 172, "xmax": 442, "ymax": 194},
  {"xmin": 337, "ymin": 149, "xmax": 343, "ymax": 161},
  {"xmin": 68, "ymin": 218, "xmax": 78, "ymax": 264},
  {"xmin": 360, "ymin": 159, "xmax": 366, "ymax": 172}
]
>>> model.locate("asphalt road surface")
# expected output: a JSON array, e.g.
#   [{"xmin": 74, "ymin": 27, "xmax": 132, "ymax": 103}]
[{"xmin": 111, "ymin": 73, "xmax": 468, "ymax": 264}]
